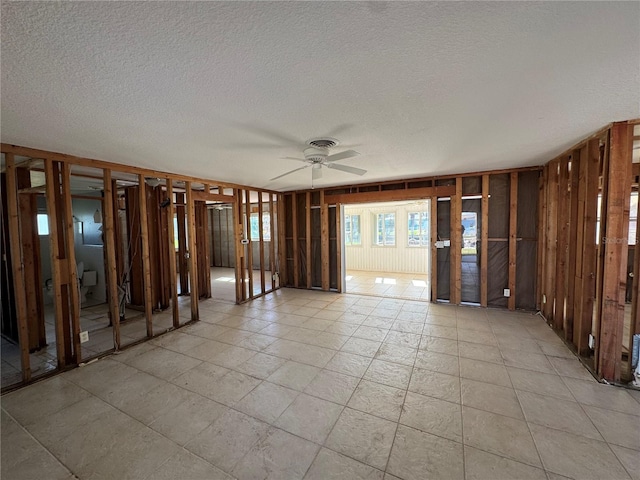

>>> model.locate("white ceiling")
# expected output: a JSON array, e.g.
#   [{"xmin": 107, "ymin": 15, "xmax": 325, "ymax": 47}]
[{"xmin": 2, "ymin": 2, "xmax": 638, "ymax": 192}]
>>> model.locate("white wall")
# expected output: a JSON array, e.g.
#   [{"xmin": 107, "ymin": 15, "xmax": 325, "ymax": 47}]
[{"xmin": 344, "ymin": 202, "xmax": 430, "ymax": 275}]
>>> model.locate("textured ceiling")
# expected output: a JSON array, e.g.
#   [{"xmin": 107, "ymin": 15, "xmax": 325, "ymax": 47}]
[{"xmin": 2, "ymin": 2, "xmax": 639, "ymax": 191}]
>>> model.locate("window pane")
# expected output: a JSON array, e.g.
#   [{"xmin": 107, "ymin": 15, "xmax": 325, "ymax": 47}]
[
  {"xmin": 262, "ymin": 213, "xmax": 271, "ymax": 241},
  {"xmin": 37, "ymin": 214, "xmax": 49, "ymax": 236},
  {"xmin": 352, "ymin": 215, "xmax": 361, "ymax": 245}
]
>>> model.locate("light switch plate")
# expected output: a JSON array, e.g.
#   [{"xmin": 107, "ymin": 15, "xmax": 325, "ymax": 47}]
[
  {"xmin": 503, "ymin": 288, "xmax": 511, "ymax": 297},
  {"xmin": 79, "ymin": 331, "xmax": 89, "ymax": 343}
]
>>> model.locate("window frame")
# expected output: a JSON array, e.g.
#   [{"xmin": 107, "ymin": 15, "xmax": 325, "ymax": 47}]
[
  {"xmin": 407, "ymin": 211, "xmax": 429, "ymax": 247},
  {"xmin": 374, "ymin": 212, "xmax": 396, "ymax": 246}
]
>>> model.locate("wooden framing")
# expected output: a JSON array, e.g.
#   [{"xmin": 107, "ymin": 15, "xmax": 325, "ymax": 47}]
[
  {"xmin": 103, "ymin": 170, "xmax": 121, "ymax": 349},
  {"xmin": 186, "ymin": 182, "xmax": 199, "ymax": 320},
  {"xmin": 258, "ymin": 194, "xmax": 266, "ymax": 294},
  {"xmin": 481, "ymin": 175, "xmax": 489, "ymax": 307},
  {"xmin": 598, "ymin": 122, "xmax": 632, "ymax": 380},
  {"xmin": 565, "ymin": 150, "xmax": 581, "ymax": 340},
  {"xmin": 5, "ymin": 154, "xmax": 31, "ymax": 381},
  {"xmin": 234, "ymin": 189, "xmax": 245, "ymax": 303},
  {"xmin": 165, "ymin": 181, "xmax": 179, "ymax": 328},
  {"xmin": 544, "ymin": 160, "xmax": 559, "ymax": 324},
  {"xmin": 175, "ymin": 193, "xmax": 189, "ymax": 295},
  {"xmin": 320, "ymin": 190, "xmax": 330, "ymax": 290},
  {"xmin": 245, "ymin": 190, "xmax": 254, "ymax": 297},
  {"xmin": 269, "ymin": 195, "xmax": 277, "ymax": 288},
  {"xmin": 61, "ymin": 163, "xmax": 82, "ymax": 362},
  {"xmin": 305, "ymin": 192, "xmax": 312, "ymax": 289},
  {"xmin": 430, "ymin": 197, "xmax": 438, "ymax": 302},
  {"xmin": 508, "ymin": 172, "xmax": 518, "ymax": 310},
  {"xmin": 450, "ymin": 180, "xmax": 461, "ymax": 304},
  {"xmin": 138, "ymin": 175, "xmax": 154, "ymax": 337},
  {"xmin": 554, "ymin": 158, "xmax": 569, "ymax": 327},
  {"xmin": 325, "ymin": 185, "xmax": 455, "ymax": 205},
  {"xmin": 291, "ymin": 192, "xmax": 299, "ymax": 288}
]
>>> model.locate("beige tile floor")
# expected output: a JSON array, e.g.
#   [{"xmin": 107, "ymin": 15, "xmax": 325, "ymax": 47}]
[{"xmin": 2, "ymin": 288, "xmax": 640, "ymax": 480}]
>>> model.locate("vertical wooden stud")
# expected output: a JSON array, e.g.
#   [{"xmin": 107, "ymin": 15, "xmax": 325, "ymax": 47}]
[
  {"xmin": 554, "ymin": 159, "xmax": 569, "ymax": 328},
  {"xmin": 185, "ymin": 182, "xmax": 199, "ymax": 318},
  {"xmin": 292, "ymin": 192, "xmax": 299, "ymax": 288},
  {"xmin": 430, "ymin": 196, "xmax": 438, "ymax": 302},
  {"xmin": 269, "ymin": 194, "xmax": 277, "ymax": 290},
  {"xmin": 336, "ymin": 202, "xmax": 342, "ymax": 293},
  {"xmin": 166, "ymin": 181, "xmax": 179, "ymax": 328},
  {"xmin": 138, "ymin": 175, "xmax": 154, "ymax": 336},
  {"xmin": 321, "ymin": 190, "xmax": 330, "ymax": 290},
  {"xmin": 258, "ymin": 193, "xmax": 266, "ymax": 294},
  {"xmin": 481, "ymin": 175, "xmax": 489, "ymax": 307},
  {"xmin": 544, "ymin": 161, "xmax": 559, "ymax": 323},
  {"xmin": 306, "ymin": 192, "xmax": 312, "ymax": 289},
  {"xmin": 234, "ymin": 189, "xmax": 244, "ymax": 303},
  {"xmin": 5, "ymin": 153, "xmax": 31, "ymax": 381},
  {"xmin": 103, "ymin": 170, "xmax": 121, "ymax": 348},
  {"xmin": 245, "ymin": 190, "xmax": 254, "ymax": 298},
  {"xmin": 450, "ymin": 178, "xmax": 462, "ymax": 304},
  {"xmin": 565, "ymin": 150, "xmax": 581, "ymax": 340}
]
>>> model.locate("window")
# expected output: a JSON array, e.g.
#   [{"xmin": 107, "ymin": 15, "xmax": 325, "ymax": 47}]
[
  {"xmin": 407, "ymin": 212, "xmax": 428, "ymax": 246},
  {"xmin": 37, "ymin": 214, "xmax": 49, "ymax": 235},
  {"xmin": 375, "ymin": 213, "xmax": 395, "ymax": 246},
  {"xmin": 344, "ymin": 214, "xmax": 361, "ymax": 245},
  {"xmin": 629, "ymin": 191, "xmax": 638, "ymax": 245},
  {"xmin": 250, "ymin": 213, "xmax": 271, "ymax": 241}
]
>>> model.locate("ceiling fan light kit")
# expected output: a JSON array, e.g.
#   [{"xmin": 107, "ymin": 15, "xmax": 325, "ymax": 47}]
[{"xmin": 269, "ymin": 137, "xmax": 367, "ymax": 187}]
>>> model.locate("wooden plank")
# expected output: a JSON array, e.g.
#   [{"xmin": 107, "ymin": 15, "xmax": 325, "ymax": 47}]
[
  {"xmin": 574, "ymin": 139, "xmax": 600, "ymax": 355},
  {"xmin": 191, "ymin": 191, "xmax": 236, "ymax": 203},
  {"xmin": 508, "ymin": 172, "xmax": 518, "ymax": 310},
  {"xmin": 336, "ymin": 202, "xmax": 342, "ymax": 293},
  {"xmin": 61, "ymin": 163, "xmax": 82, "ymax": 362},
  {"xmin": 321, "ymin": 190, "xmax": 330, "ymax": 290},
  {"xmin": 165, "ymin": 181, "xmax": 179, "ymax": 327},
  {"xmin": 306, "ymin": 192, "xmax": 312, "ymax": 289},
  {"xmin": 16, "ymin": 169, "xmax": 46, "ymax": 351},
  {"xmin": 554, "ymin": 158, "xmax": 569, "ymax": 329},
  {"xmin": 5, "ymin": 154, "xmax": 32, "ymax": 381},
  {"xmin": 234, "ymin": 189, "xmax": 244, "ymax": 303},
  {"xmin": 481, "ymin": 175, "xmax": 489, "ymax": 307},
  {"xmin": 537, "ymin": 166, "xmax": 548, "ymax": 311},
  {"xmin": 450, "ymin": 179, "xmax": 461, "ymax": 304},
  {"xmin": 292, "ymin": 193, "xmax": 299, "ymax": 288},
  {"xmin": 138, "ymin": 175, "xmax": 154, "ymax": 337},
  {"xmin": 175, "ymin": 193, "xmax": 189, "ymax": 295},
  {"xmin": 325, "ymin": 186, "xmax": 455, "ymax": 205},
  {"xmin": 430, "ymin": 195, "xmax": 438, "ymax": 302},
  {"xmin": 598, "ymin": 122, "xmax": 632, "ymax": 381},
  {"xmin": 269, "ymin": 194, "xmax": 277, "ymax": 290},
  {"xmin": 258, "ymin": 193, "xmax": 266, "ymax": 294},
  {"xmin": 245, "ymin": 190, "xmax": 254, "ymax": 298},
  {"xmin": 44, "ymin": 160, "xmax": 71, "ymax": 366},
  {"xmin": 544, "ymin": 160, "xmax": 559, "ymax": 323},
  {"xmin": 565, "ymin": 150, "xmax": 581, "ymax": 341},
  {"xmin": 277, "ymin": 194, "xmax": 287, "ymax": 288},
  {"xmin": 102, "ymin": 170, "xmax": 121, "ymax": 349},
  {"xmin": 185, "ymin": 182, "xmax": 200, "ymax": 319}
]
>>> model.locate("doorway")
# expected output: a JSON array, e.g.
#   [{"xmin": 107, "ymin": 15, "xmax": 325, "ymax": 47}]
[{"xmin": 342, "ymin": 200, "xmax": 430, "ymax": 301}]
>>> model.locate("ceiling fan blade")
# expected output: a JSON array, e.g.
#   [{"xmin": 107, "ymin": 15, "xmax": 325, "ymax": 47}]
[
  {"xmin": 326, "ymin": 150, "xmax": 361, "ymax": 163},
  {"xmin": 312, "ymin": 167, "xmax": 323, "ymax": 181},
  {"xmin": 269, "ymin": 165, "xmax": 311, "ymax": 181},
  {"xmin": 326, "ymin": 163, "xmax": 367, "ymax": 176}
]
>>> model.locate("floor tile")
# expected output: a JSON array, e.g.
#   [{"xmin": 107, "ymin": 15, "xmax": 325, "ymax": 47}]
[
  {"xmin": 207, "ymin": 370, "xmax": 261, "ymax": 406},
  {"xmin": 325, "ymin": 408, "xmax": 397, "ymax": 470},
  {"xmin": 304, "ymin": 447, "xmax": 384, "ymax": 480},
  {"xmin": 374, "ymin": 343, "xmax": 417, "ymax": 366},
  {"xmin": 127, "ymin": 346, "xmax": 202, "ymax": 380},
  {"xmin": 234, "ymin": 352, "xmax": 288, "ymax": 379},
  {"xmin": 387, "ymin": 424, "xmax": 464, "ymax": 480},
  {"xmin": 414, "ymin": 350, "xmax": 459, "ymax": 376},
  {"xmin": 171, "ymin": 362, "xmax": 230, "ymax": 398},
  {"xmin": 610, "ymin": 444, "xmax": 640, "ymax": 480},
  {"xmin": 275, "ymin": 393, "xmax": 343, "ymax": 444},
  {"xmin": 547, "ymin": 356, "xmax": 595, "ymax": 381},
  {"xmin": 348, "ymin": 380, "xmax": 405, "ymax": 421},
  {"xmin": 304, "ymin": 369, "xmax": 360, "ymax": 404},
  {"xmin": 235, "ymin": 381, "xmax": 299, "ymax": 423},
  {"xmin": 232, "ymin": 427, "xmax": 319, "ymax": 480},
  {"xmin": 460, "ymin": 357, "xmax": 511, "ymax": 387},
  {"xmin": 419, "ymin": 335, "xmax": 459, "ymax": 355},
  {"xmin": 462, "ymin": 406, "xmax": 542, "ymax": 467},
  {"xmin": 529, "ymin": 423, "xmax": 630, "ymax": 480},
  {"xmin": 583, "ymin": 405, "xmax": 640, "ymax": 449},
  {"xmin": 461, "ymin": 378, "xmax": 524, "ymax": 419},
  {"xmin": 119, "ymin": 381, "xmax": 192, "ymax": 425},
  {"xmin": 383, "ymin": 330, "xmax": 421, "ymax": 348},
  {"xmin": 185, "ymin": 409, "xmax": 269, "ymax": 473},
  {"xmin": 408, "ymin": 367, "xmax": 461, "ymax": 403},
  {"xmin": 266, "ymin": 360, "xmax": 320, "ymax": 391},
  {"xmin": 146, "ymin": 449, "xmax": 233, "ymax": 480},
  {"xmin": 150, "ymin": 392, "xmax": 228, "ymax": 445},
  {"xmin": 507, "ymin": 367, "xmax": 575, "ymax": 401},
  {"xmin": 501, "ymin": 349, "xmax": 555, "ymax": 374},
  {"xmin": 341, "ymin": 337, "xmax": 382, "ymax": 357},
  {"xmin": 517, "ymin": 390, "xmax": 603, "ymax": 440},
  {"xmin": 562, "ymin": 377, "xmax": 640, "ymax": 415},
  {"xmin": 458, "ymin": 341, "xmax": 503, "ymax": 364},
  {"xmin": 400, "ymin": 391, "xmax": 462, "ymax": 442},
  {"xmin": 363, "ymin": 359, "xmax": 413, "ymax": 389},
  {"xmin": 325, "ymin": 351, "xmax": 372, "ymax": 377},
  {"xmin": 464, "ymin": 445, "xmax": 547, "ymax": 480},
  {"xmin": 354, "ymin": 325, "xmax": 389, "ymax": 342}
]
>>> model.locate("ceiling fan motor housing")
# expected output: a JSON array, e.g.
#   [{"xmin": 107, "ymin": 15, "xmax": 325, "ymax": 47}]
[{"xmin": 303, "ymin": 146, "xmax": 329, "ymax": 163}]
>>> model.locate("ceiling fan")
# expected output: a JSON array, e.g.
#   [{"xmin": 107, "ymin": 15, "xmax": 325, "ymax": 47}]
[{"xmin": 270, "ymin": 137, "xmax": 366, "ymax": 183}]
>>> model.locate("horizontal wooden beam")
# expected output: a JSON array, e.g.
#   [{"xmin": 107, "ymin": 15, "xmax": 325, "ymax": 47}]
[
  {"xmin": 1, "ymin": 143, "xmax": 279, "ymax": 194},
  {"xmin": 324, "ymin": 185, "xmax": 456, "ymax": 204},
  {"xmin": 191, "ymin": 190, "xmax": 236, "ymax": 203}
]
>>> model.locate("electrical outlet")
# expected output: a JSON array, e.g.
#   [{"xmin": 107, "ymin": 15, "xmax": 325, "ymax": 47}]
[
  {"xmin": 503, "ymin": 288, "xmax": 510, "ymax": 297},
  {"xmin": 79, "ymin": 331, "xmax": 89, "ymax": 343},
  {"xmin": 542, "ymin": 294, "xmax": 546, "ymax": 303},
  {"xmin": 588, "ymin": 334, "xmax": 595, "ymax": 349}
]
